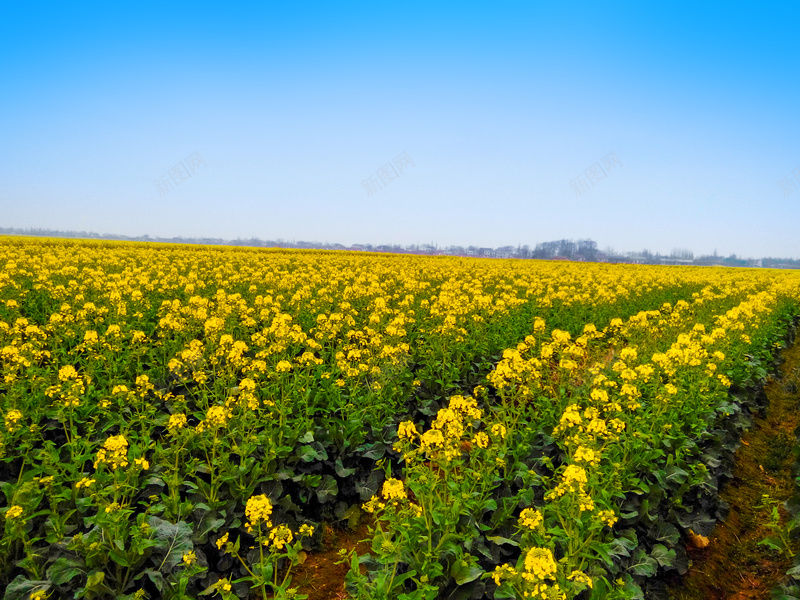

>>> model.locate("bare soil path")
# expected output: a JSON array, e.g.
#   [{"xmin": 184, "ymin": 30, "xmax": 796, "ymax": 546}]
[{"xmin": 668, "ymin": 340, "xmax": 800, "ymax": 600}]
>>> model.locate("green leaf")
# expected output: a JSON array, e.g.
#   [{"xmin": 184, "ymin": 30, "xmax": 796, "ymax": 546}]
[
  {"xmin": 76, "ymin": 570, "xmax": 113, "ymax": 599},
  {"xmin": 192, "ymin": 511, "xmax": 225, "ymax": 544},
  {"xmin": 304, "ymin": 474, "xmax": 322, "ymax": 488},
  {"xmin": 486, "ymin": 536, "xmax": 519, "ymax": 547},
  {"xmin": 356, "ymin": 471, "xmax": 383, "ymax": 500},
  {"xmin": 492, "ymin": 583, "xmax": 518, "ymax": 599},
  {"xmin": 617, "ymin": 529, "xmax": 639, "ymax": 550},
  {"xmin": 299, "ymin": 431, "xmax": 314, "ymax": 443},
  {"xmin": 143, "ymin": 569, "xmax": 166, "ymax": 591},
  {"xmin": 316, "ymin": 475, "xmax": 339, "ymax": 503},
  {"xmin": 628, "ymin": 548, "xmax": 658, "ymax": 577},
  {"xmin": 47, "ymin": 556, "xmax": 85, "ymax": 586},
  {"xmin": 786, "ymin": 565, "xmax": 800, "ymax": 578},
  {"xmin": 335, "ymin": 458, "xmax": 356, "ymax": 478},
  {"xmin": 650, "ymin": 543, "xmax": 676, "ymax": 567},
  {"xmin": 3, "ymin": 576, "xmax": 49, "ymax": 600},
  {"xmin": 147, "ymin": 516, "xmax": 194, "ymax": 571},
  {"xmin": 450, "ymin": 560, "xmax": 483, "ymax": 585},
  {"xmin": 650, "ymin": 522, "xmax": 680, "ymax": 546},
  {"xmin": 297, "ymin": 444, "xmax": 326, "ymax": 462},
  {"xmin": 665, "ymin": 465, "xmax": 689, "ymax": 485},
  {"xmin": 361, "ymin": 445, "xmax": 386, "ymax": 460},
  {"xmin": 108, "ymin": 546, "xmax": 132, "ymax": 567}
]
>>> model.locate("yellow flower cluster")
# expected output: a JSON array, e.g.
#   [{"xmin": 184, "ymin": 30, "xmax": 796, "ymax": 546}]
[
  {"xmin": 395, "ymin": 395, "xmax": 488, "ymax": 463},
  {"xmin": 573, "ymin": 445, "xmax": 600, "ymax": 466},
  {"xmin": 167, "ymin": 413, "xmax": 188, "ymax": 430},
  {"xmin": 45, "ymin": 364, "xmax": 87, "ymax": 408},
  {"xmin": 4, "ymin": 409, "xmax": 22, "ymax": 433},
  {"xmin": 196, "ymin": 405, "xmax": 231, "ymax": 432},
  {"xmin": 568, "ymin": 570, "xmax": 593, "ymax": 589},
  {"xmin": 94, "ymin": 434, "xmax": 129, "ymax": 470},
  {"xmin": 5, "ymin": 505, "xmax": 23, "ymax": 519},
  {"xmin": 473, "ymin": 431, "xmax": 489, "ymax": 448},
  {"xmin": 545, "ymin": 464, "xmax": 594, "ymax": 512},
  {"xmin": 245, "ymin": 494, "xmax": 273, "ymax": 529},
  {"xmin": 268, "ymin": 524, "xmax": 293, "ymax": 549},
  {"xmin": 397, "ymin": 420, "xmax": 417, "ymax": 439},
  {"xmin": 519, "ymin": 507, "xmax": 543, "ymax": 529},
  {"xmin": 523, "ymin": 547, "xmax": 558, "ymax": 582},
  {"xmin": 381, "ymin": 478, "xmax": 406, "ymax": 501}
]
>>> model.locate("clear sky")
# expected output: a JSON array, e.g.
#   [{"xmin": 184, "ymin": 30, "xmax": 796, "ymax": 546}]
[{"xmin": 2, "ymin": 1, "xmax": 799, "ymax": 258}]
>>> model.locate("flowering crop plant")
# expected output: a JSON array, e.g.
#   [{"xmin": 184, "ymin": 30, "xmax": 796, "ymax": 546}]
[{"xmin": 0, "ymin": 236, "xmax": 799, "ymax": 599}]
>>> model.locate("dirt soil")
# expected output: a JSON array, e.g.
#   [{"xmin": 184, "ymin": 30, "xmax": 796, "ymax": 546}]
[
  {"xmin": 290, "ymin": 519, "xmax": 372, "ymax": 600},
  {"xmin": 668, "ymin": 340, "xmax": 800, "ymax": 600}
]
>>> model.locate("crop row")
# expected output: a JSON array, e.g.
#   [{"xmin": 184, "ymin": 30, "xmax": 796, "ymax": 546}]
[
  {"xmin": 1, "ymin": 237, "xmax": 799, "ymax": 599},
  {"xmin": 348, "ymin": 280, "xmax": 800, "ymax": 599}
]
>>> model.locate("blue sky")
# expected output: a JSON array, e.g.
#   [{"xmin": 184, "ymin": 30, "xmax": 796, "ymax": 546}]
[{"xmin": 1, "ymin": 1, "xmax": 799, "ymax": 257}]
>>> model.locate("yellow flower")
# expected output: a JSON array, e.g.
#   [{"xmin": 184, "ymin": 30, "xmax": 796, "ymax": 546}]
[
  {"xmin": 559, "ymin": 358, "xmax": 577, "ymax": 370},
  {"xmin": 420, "ymin": 428, "xmax": 445, "ymax": 451},
  {"xmin": 58, "ymin": 365, "xmax": 79, "ymax": 381},
  {"xmin": 299, "ymin": 523, "xmax": 315, "ymax": 537},
  {"xmin": 182, "ymin": 550, "xmax": 197, "ymax": 565},
  {"xmin": 381, "ymin": 478, "xmax": 406, "ymax": 501},
  {"xmin": 523, "ymin": 547, "xmax": 557, "ymax": 581},
  {"xmin": 216, "ymin": 532, "xmax": 230, "ymax": 550},
  {"xmin": 76, "ymin": 477, "xmax": 96, "ymax": 489},
  {"xmin": 4, "ymin": 409, "xmax": 22, "ymax": 432},
  {"xmin": 268, "ymin": 524, "xmax": 293, "ymax": 550},
  {"xmin": 597, "ymin": 509, "xmax": 617, "ymax": 527},
  {"xmin": 568, "ymin": 570, "xmax": 593, "ymax": 589},
  {"xmin": 95, "ymin": 434, "xmax": 129, "ymax": 469},
  {"xmin": 573, "ymin": 446, "xmax": 600, "ymax": 466},
  {"xmin": 563, "ymin": 464, "xmax": 588, "ymax": 485},
  {"xmin": 490, "ymin": 423, "xmax": 507, "ymax": 439},
  {"xmin": 275, "ymin": 360, "xmax": 293, "ymax": 372},
  {"xmin": 397, "ymin": 420, "xmax": 417, "ymax": 439},
  {"xmin": 519, "ymin": 507, "xmax": 543, "ymax": 529},
  {"xmin": 245, "ymin": 494, "xmax": 273, "ymax": 527},
  {"xmin": 492, "ymin": 563, "xmax": 517, "ymax": 586},
  {"xmin": 134, "ymin": 457, "xmax": 150, "ymax": 470},
  {"xmin": 472, "ymin": 431, "xmax": 489, "ymax": 449},
  {"xmin": 202, "ymin": 405, "xmax": 229, "ymax": 429},
  {"xmin": 5, "ymin": 505, "xmax": 23, "ymax": 519},
  {"xmin": 362, "ymin": 496, "xmax": 385, "ymax": 514},
  {"xmin": 168, "ymin": 413, "xmax": 187, "ymax": 430}
]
